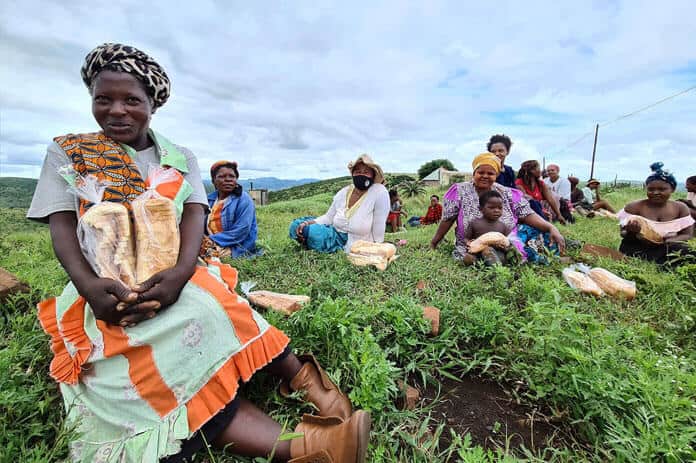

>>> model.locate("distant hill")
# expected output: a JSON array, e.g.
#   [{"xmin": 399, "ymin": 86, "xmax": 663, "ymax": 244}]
[
  {"xmin": 0, "ymin": 176, "xmax": 320, "ymax": 207},
  {"xmin": 203, "ymin": 177, "xmax": 319, "ymax": 194},
  {"xmin": 0, "ymin": 177, "xmax": 37, "ymax": 208},
  {"xmin": 268, "ymin": 173, "xmax": 417, "ymax": 203},
  {"xmin": 268, "ymin": 176, "xmax": 353, "ymax": 203}
]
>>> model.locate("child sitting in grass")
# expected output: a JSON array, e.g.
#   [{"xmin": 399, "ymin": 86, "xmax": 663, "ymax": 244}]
[
  {"xmin": 387, "ymin": 189, "xmax": 407, "ymax": 232},
  {"xmin": 462, "ymin": 190, "xmax": 513, "ymax": 265}
]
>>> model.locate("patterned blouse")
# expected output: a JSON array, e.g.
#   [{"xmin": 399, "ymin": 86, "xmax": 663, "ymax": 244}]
[{"xmin": 442, "ymin": 182, "xmax": 535, "ymax": 259}]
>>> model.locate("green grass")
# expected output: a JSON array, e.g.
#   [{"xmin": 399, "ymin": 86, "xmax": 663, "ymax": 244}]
[{"xmin": 1, "ymin": 184, "xmax": 695, "ymax": 462}]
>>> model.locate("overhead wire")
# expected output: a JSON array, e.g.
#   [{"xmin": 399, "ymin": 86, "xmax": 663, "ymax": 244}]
[{"xmin": 551, "ymin": 83, "xmax": 696, "ymax": 156}]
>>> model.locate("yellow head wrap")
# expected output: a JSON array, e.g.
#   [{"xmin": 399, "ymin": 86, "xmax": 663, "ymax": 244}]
[{"xmin": 471, "ymin": 152, "xmax": 501, "ymax": 175}]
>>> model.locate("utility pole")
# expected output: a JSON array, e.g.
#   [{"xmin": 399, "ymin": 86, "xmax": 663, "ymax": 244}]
[{"xmin": 589, "ymin": 123, "xmax": 599, "ymax": 179}]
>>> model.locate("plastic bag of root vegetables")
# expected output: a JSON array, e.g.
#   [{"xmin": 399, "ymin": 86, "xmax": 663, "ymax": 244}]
[
  {"xmin": 59, "ymin": 165, "xmax": 137, "ymax": 288},
  {"xmin": 131, "ymin": 164, "xmax": 181, "ymax": 284}
]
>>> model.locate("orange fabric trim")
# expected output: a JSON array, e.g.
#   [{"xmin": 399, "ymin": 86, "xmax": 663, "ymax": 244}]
[
  {"xmin": 190, "ymin": 265, "xmax": 261, "ymax": 345},
  {"xmin": 96, "ymin": 321, "xmax": 179, "ymax": 418},
  {"xmin": 207, "ymin": 199, "xmax": 225, "ymax": 235},
  {"xmin": 37, "ymin": 297, "xmax": 92, "ymax": 385},
  {"xmin": 185, "ymin": 262, "xmax": 290, "ymax": 431},
  {"xmin": 148, "ymin": 169, "xmax": 184, "ymax": 201},
  {"xmin": 205, "ymin": 260, "xmax": 238, "ymax": 292},
  {"xmin": 186, "ymin": 325, "xmax": 290, "ymax": 431}
]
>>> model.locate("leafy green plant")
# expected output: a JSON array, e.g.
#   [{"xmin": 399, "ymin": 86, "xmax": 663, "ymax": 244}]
[{"xmin": 399, "ymin": 180, "xmax": 427, "ymax": 198}]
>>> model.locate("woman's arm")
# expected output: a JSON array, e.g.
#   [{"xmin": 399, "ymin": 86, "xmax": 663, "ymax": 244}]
[
  {"xmin": 297, "ymin": 189, "xmax": 342, "ymax": 239},
  {"xmin": 314, "ymin": 189, "xmax": 342, "ymax": 225},
  {"xmin": 540, "ymin": 181, "xmax": 565, "ymax": 224},
  {"xmin": 520, "ymin": 212, "xmax": 566, "ymax": 253},
  {"xmin": 620, "ymin": 201, "xmax": 642, "ymax": 236},
  {"xmin": 430, "ymin": 218, "xmax": 455, "ymax": 249},
  {"xmin": 370, "ymin": 187, "xmax": 390, "ymax": 242},
  {"xmin": 49, "ymin": 211, "xmax": 138, "ymax": 325},
  {"xmin": 432, "ymin": 185, "xmax": 461, "ymax": 249}
]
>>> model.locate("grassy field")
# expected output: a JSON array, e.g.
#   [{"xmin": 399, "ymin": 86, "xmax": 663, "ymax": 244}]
[{"xmin": 1, "ymin": 183, "xmax": 695, "ymax": 462}]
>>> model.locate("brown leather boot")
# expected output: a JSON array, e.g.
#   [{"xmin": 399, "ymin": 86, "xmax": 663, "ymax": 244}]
[
  {"xmin": 280, "ymin": 354, "xmax": 352, "ymax": 419},
  {"xmin": 289, "ymin": 411, "xmax": 371, "ymax": 463}
]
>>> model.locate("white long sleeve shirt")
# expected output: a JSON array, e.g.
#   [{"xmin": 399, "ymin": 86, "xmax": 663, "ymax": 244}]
[
  {"xmin": 315, "ymin": 183, "xmax": 390, "ymax": 251},
  {"xmin": 544, "ymin": 177, "xmax": 572, "ymax": 201}
]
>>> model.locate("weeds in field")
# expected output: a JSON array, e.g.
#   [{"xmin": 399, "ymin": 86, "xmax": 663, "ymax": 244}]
[{"xmin": 1, "ymin": 184, "xmax": 694, "ymax": 462}]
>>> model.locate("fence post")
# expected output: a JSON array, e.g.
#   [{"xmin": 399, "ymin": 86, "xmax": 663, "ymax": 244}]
[{"xmin": 590, "ymin": 123, "xmax": 599, "ymax": 179}]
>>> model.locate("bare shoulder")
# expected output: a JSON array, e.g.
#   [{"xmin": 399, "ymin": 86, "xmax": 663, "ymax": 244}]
[
  {"xmin": 671, "ymin": 200, "xmax": 690, "ymax": 218},
  {"xmin": 623, "ymin": 200, "xmax": 644, "ymax": 214}
]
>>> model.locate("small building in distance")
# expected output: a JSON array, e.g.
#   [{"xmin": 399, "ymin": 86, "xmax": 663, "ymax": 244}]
[
  {"xmin": 248, "ymin": 188, "xmax": 269, "ymax": 205},
  {"xmin": 422, "ymin": 167, "xmax": 472, "ymax": 187}
]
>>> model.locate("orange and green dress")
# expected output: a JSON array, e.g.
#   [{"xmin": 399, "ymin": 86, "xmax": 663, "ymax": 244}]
[{"xmin": 30, "ymin": 131, "xmax": 289, "ymax": 462}]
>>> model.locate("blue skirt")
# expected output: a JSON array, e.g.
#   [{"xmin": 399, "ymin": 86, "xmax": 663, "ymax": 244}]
[{"xmin": 289, "ymin": 216, "xmax": 348, "ymax": 253}]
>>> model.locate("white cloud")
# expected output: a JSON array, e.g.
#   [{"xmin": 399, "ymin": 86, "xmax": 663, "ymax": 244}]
[{"xmin": 1, "ymin": 0, "xmax": 696, "ymax": 184}]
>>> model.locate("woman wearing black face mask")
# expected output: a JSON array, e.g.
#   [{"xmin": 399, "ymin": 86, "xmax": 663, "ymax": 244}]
[{"xmin": 290, "ymin": 155, "xmax": 390, "ymax": 252}]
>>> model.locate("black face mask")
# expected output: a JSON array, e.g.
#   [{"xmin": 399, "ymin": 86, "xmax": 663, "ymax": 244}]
[{"xmin": 352, "ymin": 175, "xmax": 372, "ymax": 191}]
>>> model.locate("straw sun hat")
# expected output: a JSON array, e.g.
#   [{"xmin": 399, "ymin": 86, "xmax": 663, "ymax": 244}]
[{"xmin": 347, "ymin": 154, "xmax": 385, "ymax": 184}]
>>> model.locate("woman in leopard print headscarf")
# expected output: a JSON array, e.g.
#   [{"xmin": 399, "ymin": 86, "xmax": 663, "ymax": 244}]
[
  {"xmin": 27, "ymin": 43, "xmax": 369, "ymax": 463},
  {"xmin": 81, "ymin": 42, "xmax": 171, "ymax": 108}
]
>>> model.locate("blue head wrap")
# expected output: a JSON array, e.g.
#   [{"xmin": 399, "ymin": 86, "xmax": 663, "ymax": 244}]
[{"xmin": 645, "ymin": 162, "xmax": 676, "ymax": 189}]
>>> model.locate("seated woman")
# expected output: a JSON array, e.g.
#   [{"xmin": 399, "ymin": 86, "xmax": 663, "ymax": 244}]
[
  {"xmin": 515, "ymin": 160, "xmax": 566, "ymax": 225},
  {"xmin": 568, "ymin": 176, "xmax": 595, "ymax": 218},
  {"xmin": 205, "ymin": 160, "xmax": 260, "ymax": 258},
  {"xmin": 430, "ymin": 153, "xmax": 565, "ymax": 264},
  {"xmin": 619, "ymin": 163, "xmax": 695, "ymax": 265},
  {"xmin": 27, "ymin": 43, "xmax": 369, "ymax": 463},
  {"xmin": 407, "ymin": 194, "xmax": 442, "ymax": 226},
  {"xmin": 290, "ymin": 155, "xmax": 390, "ymax": 253},
  {"xmin": 582, "ymin": 179, "xmax": 616, "ymax": 215}
]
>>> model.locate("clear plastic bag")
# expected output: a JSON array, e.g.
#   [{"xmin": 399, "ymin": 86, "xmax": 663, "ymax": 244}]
[
  {"xmin": 587, "ymin": 267, "xmax": 636, "ymax": 300},
  {"xmin": 562, "ymin": 264, "xmax": 604, "ymax": 297},
  {"xmin": 347, "ymin": 240, "xmax": 399, "ymax": 271},
  {"xmin": 131, "ymin": 164, "xmax": 181, "ymax": 284},
  {"xmin": 562, "ymin": 263, "xmax": 636, "ymax": 300},
  {"xmin": 239, "ymin": 281, "xmax": 310, "ymax": 315},
  {"xmin": 59, "ymin": 166, "xmax": 137, "ymax": 288}
]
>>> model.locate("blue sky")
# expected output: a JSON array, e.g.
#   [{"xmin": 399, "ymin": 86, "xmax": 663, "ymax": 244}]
[{"xmin": 1, "ymin": 0, "xmax": 695, "ymax": 183}]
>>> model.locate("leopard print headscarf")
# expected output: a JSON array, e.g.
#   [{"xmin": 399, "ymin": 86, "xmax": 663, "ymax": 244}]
[{"xmin": 81, "ymin": 43, "xmax": 170, "ymax": 108}]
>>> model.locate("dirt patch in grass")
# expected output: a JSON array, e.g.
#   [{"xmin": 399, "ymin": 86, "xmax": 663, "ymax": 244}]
[{"xmin": 421, "ymin": 374, "xmax": 575, "ymax": 456}]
